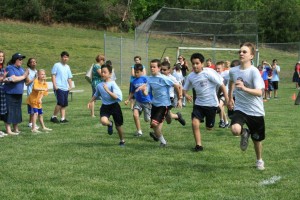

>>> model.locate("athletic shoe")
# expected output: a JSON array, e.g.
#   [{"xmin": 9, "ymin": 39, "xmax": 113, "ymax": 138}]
[
  {"xmin": 42, "ymin": 127, "xmax": 53, "ymax": 131},
  {"xmin": 149, "ymin": 132, "xmax": 159, "ymax": 142},
  {"xmin": 256, "ymin": 160, "xmax": 265, "ymax": 170},
  {"xmin": 219, "ymin": 121, "xmax": 225, "ymax": 128},
  {"xmin": 224, "ymin": 123, "xmax": 230, "ymax": 128},
  {"xmin": 119, "ymin": 141, "xmax": 125, "ymax": 147},
  {"xmin": 60, "ymin": 119, "xmax": 69, "ymax": 123},
  {"xmin": 0, "ymin": 131, "xmax": 7, "ymax": 137},
  {"xmin": 107, "ymin": 121, "xmax": 113, "ymax": 135},
  {"xmin": 194, "ymin": 145, "xmax": 203, "ymax": 152},
  {"xmin": 50, "ymin": 117, "xmax": 60, "ymax": 123},
  {"xmin": 0, "ymin": 134, "xmax": 4, "ymax": 138},
  {"xmin": 240, "ymin": 128, "xmax": 250, "ymax": 151},
  {"xmin": 28, "ymin": 123, "xmax": 39, "ymax": 129},
  {"xmin": 165, "ymin": 110, "xmax": 172, "ymax": 124},
  {"xmin": 160, "ymin": 142, "xmax": 167, "ymax": 147},
  {"xmin": 134, "ymin": 131, "xmax": 143, "ymax": 137},
  {"xmin": 176, "ymin": 112, "xmax": 186, "ymax": 126}
]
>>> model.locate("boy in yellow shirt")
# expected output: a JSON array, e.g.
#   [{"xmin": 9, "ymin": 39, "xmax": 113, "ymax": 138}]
[{"xmin": 27, "ymin": 69, "xmax": 52, "ymax": 133}]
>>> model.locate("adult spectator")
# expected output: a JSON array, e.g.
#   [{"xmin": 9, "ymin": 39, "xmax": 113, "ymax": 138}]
[
  {"xmin": 4, "ymin": 53, "xmax": 29, "ymax": 135},
  {"xmin": 0, "ymin": 50, "xmax": 8, "ymax": 137}
]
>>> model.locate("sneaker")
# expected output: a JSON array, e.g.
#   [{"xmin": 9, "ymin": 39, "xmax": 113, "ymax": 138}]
[
  {"xmin": 176, "ymin": 112, "xmax": 186, "ymax": 126},
  {"xmin": 256, "ymin": 160, "xmax": 265, "ymax": 170},
  {"xmin": 240, "ymin": 128, "xmax": 250, "ymax": 151},
  {"xmin": 119, "ymin": 141, "xmax": 125, "ymax": 147},
  {"xmin": 134, "ymin": 131, "xmax": 143, "ymax": 137},
  {"xmin": 219, "ymin": 121, "xmax": 225, "ymax": 128},
  {"xmin": 107, "ymin": 121, "xmax": 113, "ymax": 135},
  {"xmin": 194, "ymin": 145, "xmax": 203, "ymax": 152},
  {"xmin": 31, "ymin": 129, "xmax": 41, "ymax": 133},
  {"xmin": 149, "ymin": 132, "xmax": 159, "ymax": 142},
  {"xmin": 60, "ymin": 119, "xmax": 69, "ymax": 123},
  {"xmin": 165, "ymin": 110, "xmax": 172, "ymax": 124},
  {"xmin": 42, "ymin": 127, "xmax": 53, "ymax": 131},
  {"xmin": 0, "ymin": 134, "xmax": 4, "ymax": 138},
  {"xmin": 28, "ymin": 123, "xmax": 39, "ymax": 129},
  {"xmin": 0, "ymin": 131, "xmax": 8, "ymax": 136},
  {"xmin": 224, "ymin": 123, "xmax": 230, "ymax": 128},
  {"xmin": 50, "ymin": 117, "xmax": 60, "ymax": 123},
  {"xmin": 160, "ymin": 142, "xmax": 167, "ymax": 147}
]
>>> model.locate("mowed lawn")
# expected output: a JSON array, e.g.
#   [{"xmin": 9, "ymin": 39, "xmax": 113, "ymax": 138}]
[{"xmin": 0, "ymin": 21, "xmax": 299, "ymax": 199}]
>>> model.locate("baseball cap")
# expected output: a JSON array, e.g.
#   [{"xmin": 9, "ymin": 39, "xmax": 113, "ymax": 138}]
[{"xmin": 12, "ymin": 53, "xmax": 26, "ymax": 60}]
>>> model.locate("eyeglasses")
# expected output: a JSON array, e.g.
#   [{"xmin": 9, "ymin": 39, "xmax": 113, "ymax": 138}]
[{"xmin": 238, "ymin": 50, "xmax": 247, "ymax": 54}]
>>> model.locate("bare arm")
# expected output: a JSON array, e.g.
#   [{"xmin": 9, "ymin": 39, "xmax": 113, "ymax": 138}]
[
  {"xmin": 174, "ymin": 83, "xmax": 182, "ymax": 108},
  {"xmin": 235, "ymin": 79, "xmax": 263, "ymax": 97},
  {"xmin": 51, "ymin": 74, "xmax": 57, "ymax": 90}
]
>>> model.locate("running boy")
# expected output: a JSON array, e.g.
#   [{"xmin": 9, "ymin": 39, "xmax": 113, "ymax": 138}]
[
  {"xmin": 27, "ymin": 69, "xmax": 52, "ymax": 133},
  {"xmin": 87, "ymin": 63, "xmax": 125, "ymax": 146},
  {"xmin": 183, "ymin": 53, "xmax": 228, "ymax": 152},
  {"xmin": 50, "ymin": 51, "xmax": 73, "ymax": 123},
  {"xmin": 147, "ymin": 59, "xmax": 182, "ymax": 147},
  {"xmin": 124, "ymin": 63, "xmax": 152, "ymax": 137},
  {"xmin": 160, "ymin": 61, "xmax": 186, "ymax": 126},
  {"xmin": 227, "ymin": 42, "xmax": 266, "ymax": 170}
]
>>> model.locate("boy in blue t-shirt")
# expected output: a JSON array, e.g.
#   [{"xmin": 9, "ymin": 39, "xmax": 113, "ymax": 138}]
[
  {"xmin": 147, "ymin": 59, "xmax": 182, "ymax": 147},
  {"xmin": 125, "ymin": 64, "xmax": 152, "ymax": 136}
]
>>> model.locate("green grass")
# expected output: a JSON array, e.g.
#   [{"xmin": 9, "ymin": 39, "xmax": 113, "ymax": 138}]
[{"xmin": 0, "ymin": 20, "xmax": 300, "ymax": 199}]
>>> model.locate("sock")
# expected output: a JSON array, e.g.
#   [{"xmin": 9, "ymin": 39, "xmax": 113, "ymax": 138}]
[
  {"xmin": 159, "ymin": 135, "xmax": 166, "ymax": 144},
  {"xmin": 138, "ymin": 130, "xmax": 142, "ymax": 134},
  {"xmin": 52, "ymin": 115, "xmax": 57, "ymax": 118}
]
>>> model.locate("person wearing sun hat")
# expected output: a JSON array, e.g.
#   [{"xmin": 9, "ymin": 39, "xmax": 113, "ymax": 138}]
[{"xmin": 3, "ymin": 53, "xmax": 29, "ymax": 135}]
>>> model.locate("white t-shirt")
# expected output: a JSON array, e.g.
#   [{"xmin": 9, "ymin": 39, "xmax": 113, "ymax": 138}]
[
  {"xmin": 167, "ymin": 74, "xmax": 179, "ymax": 98},
  {"xmin": 183, "ymin": 68, "xmax": 223, "ymax": 107},
  {"xmin": 229, "ymin": 65, "xmax": 265, "ymax": 116}
]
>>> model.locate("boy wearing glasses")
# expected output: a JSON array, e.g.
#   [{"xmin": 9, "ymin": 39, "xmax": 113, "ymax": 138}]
[{"xmin": 124, "ymin": 64, "xmax": 152, "ymax": 137}]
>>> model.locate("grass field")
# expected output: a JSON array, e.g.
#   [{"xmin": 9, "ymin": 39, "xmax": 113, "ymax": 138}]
[{"xmin": 0, "ymin": 20, "xmax": 300, "ymax": 199}]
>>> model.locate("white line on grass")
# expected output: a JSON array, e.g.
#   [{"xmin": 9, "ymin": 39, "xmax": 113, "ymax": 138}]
[{"xmin": 259, "ymin": 175, "xmax": 282, "ymax": 186}]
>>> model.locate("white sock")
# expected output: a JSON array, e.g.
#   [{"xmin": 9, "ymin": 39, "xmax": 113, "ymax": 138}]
[
  {"xmin": 138, "ymin": 130, "xmax": 142, "ymax": 134},
  {"xmin": 61, "ymin": 118, "xmax": 65, "ymax": 121},
  {"xmin": 159, "ymin": 135, "xmax": 166, "ymax": 144}
]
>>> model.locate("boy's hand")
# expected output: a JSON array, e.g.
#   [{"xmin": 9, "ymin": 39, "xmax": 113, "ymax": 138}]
[{"xmin": 124, "ymin": 100, "xmax": 129, "ymax": 105}]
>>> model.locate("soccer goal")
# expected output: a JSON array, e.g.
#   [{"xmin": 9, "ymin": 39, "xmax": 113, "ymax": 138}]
[{"xmin": 176, "ymin": 46, "xmax": 260, "ymax": 66}]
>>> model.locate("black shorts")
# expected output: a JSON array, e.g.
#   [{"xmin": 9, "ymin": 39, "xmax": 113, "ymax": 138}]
[
  {"xmin": 272, "ymin": 81, "xmax": 279, "ymax": 90},
  {"xmin": 100, "ymin": 102, "xmax": 123, "ymax": 127},
  {"xmin": 192, "ymin": 105, "xmax": 218, "ymax": 128},
  {"xmin": 231, "ymin": 110, "xmax": 265, "ymax": 141},
  {"xmin": 151, "ymin": 105, "xmax": 168, "ymax": 124}
]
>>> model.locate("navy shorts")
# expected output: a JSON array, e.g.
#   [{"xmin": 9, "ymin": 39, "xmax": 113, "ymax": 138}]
[
  {"xmin": 54, "ymin": 89, "xmax": 69, "ymax": 107},
  {"xmin": 192, "ymin": 105, "xmax": 218, "ymax": 128},
  {"xmin": 27, "ymin": 104, "xmax": 34, "ymax": 115},
  {"xmin": 231, "ymin": 110, "xmax": 265, "ymax": 141}
]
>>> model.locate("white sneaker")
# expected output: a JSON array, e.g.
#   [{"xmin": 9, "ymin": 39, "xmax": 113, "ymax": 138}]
[
  {"xmin": 0, "ymin": 131, "xmax": 7, "ymax": 137},
  {"xmin": 134, "ymin": 131, "xmax": 143, "ymax": 137},
  {"xmin": 28, "ymin": 123, "xmax": 39, "ymax": 129},
  {"xmin": 256, "ymin": 160, "xmax": 265, "ymax": 170}
]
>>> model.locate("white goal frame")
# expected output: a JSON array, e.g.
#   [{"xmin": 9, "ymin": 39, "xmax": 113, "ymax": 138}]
[{"xmin": 176, "ymin": 47, "xmax": 260, "ymax": 66}]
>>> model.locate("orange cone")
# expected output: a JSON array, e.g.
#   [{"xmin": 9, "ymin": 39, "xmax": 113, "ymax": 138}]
[{"xmin": 292, "ymin": 93, "xmax": 296, "ymax": 100}]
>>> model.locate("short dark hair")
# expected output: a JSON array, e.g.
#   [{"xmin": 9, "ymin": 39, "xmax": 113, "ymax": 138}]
[
  {"xmin": 190, "ymin": 53, "xmax": 205, "ymax": 63},
  {"xmin": 150, "ymin": 59, "xmax": 161, "ymax": 68},
  {"xmin": 161, "ymin": 61, "xmax": 170, "ymax": 69},
  {"xmin": 61, "ymin": 51, "xmax": 69, "ymax": 57},
  {"xmin": 134, "ymin": 56, "xmax": 141, "ymax": 61},
  {"xmin": 134, "ymin": 63, "xmax": 143, "ymax": 71},
  {"xmin": 101, "ymin": 63, "xmax": 113, "ymax": 73}
]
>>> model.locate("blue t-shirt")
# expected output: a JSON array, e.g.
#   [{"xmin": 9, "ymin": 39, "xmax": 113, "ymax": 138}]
[
  {"xmin": 4, "ymin": 65, "xmax": 26, "ymax": 94},
  {"xmin": 94, "ymin": 81, "xmax": 122, "ymax": 105},
  {"xmin": 130, "ymin": 76, "xmax": 152, "ymax": 103},
  {"xmin": 147, "ymin": 73, "xmax": 175, "ymax": 107},
  {"xmin": 51, "ymin": 62, "xmax": 73, "ymax": 91}
]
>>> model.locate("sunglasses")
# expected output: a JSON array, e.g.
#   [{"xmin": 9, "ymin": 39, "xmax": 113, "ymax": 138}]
[
  {"xmin": 238, "ymin": 50, "xmax": 247, "ymax": 54},
  {"xmin": 17, "ymin": 58, "xmax": 23, "ymax": 61}
]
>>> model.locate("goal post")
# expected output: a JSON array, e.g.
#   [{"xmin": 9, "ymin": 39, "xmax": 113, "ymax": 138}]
[{"xmin": 177, "ymin": 47, "xmax": 260, "ymax": 66}]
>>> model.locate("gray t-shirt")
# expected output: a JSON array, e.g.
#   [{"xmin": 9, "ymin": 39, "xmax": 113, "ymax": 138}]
[
  {"xmin": 229, "ymin": 65, "xmax": 265, "ymax": 116},
  {"xmin": 184, "ymin": 68, "xmax": 223, "ymax": 107}
]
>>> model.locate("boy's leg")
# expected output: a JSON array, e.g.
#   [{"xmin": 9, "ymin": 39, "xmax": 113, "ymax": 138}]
[
  {"xmin": 192, "ymin": 118, "xmax": 201, "ymax": 146},
  {"xmin": 253, "ymin": 140, "xmax": 263, "ymax": 160},
  {"xmin": 133, "ymin": 109, "xmax": 142, "ymax": 134},
  {"xmin": 32, "ymin": 112, "xmax": 38, "ymax": 130},
  {"xmin": 116, "ymin": 125, "xmax": 125, "ymax": 142}
]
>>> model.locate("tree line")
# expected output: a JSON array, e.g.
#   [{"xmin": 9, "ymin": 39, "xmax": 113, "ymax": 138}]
[{"xmin": 0, "ymin": 0, "xmax": 299, "ymax": 43}]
